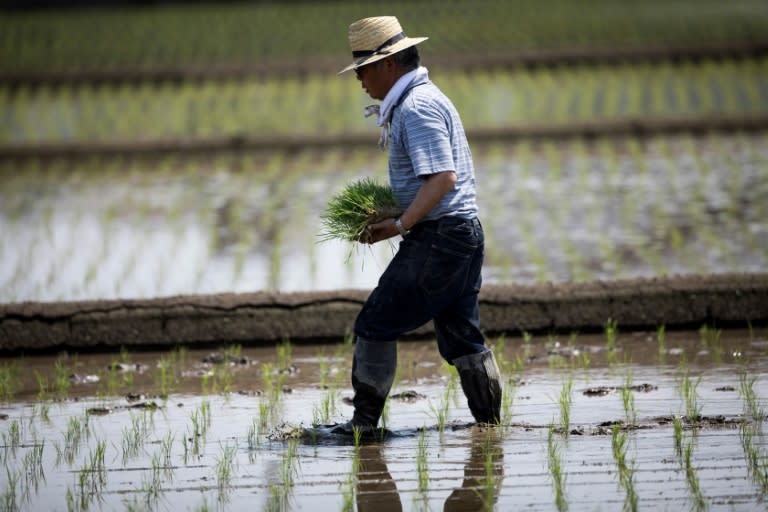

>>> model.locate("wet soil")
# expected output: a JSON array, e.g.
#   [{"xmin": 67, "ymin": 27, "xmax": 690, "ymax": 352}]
[
  {"xmin": 2, "ymin": 273, "xmax": 766, "ymax": 352},
  {"xmin": 0, "ymin": 328, "xmax": 766, "ymax": 510}
]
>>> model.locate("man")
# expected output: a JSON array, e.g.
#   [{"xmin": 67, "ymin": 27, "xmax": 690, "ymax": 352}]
[{"xmin": 334, "ymin": 16, "xmax": 502, "ymax": 434}]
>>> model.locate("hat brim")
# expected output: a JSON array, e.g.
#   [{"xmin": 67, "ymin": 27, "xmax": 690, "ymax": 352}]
[{"xmin": 338, "ymin": 36, "xmax": 428, "ymax": 75}]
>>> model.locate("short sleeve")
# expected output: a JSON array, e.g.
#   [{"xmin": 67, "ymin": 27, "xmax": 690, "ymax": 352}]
[{"xmin": 401, "ymin": 103, "xmax": 455, "ymax": 177}]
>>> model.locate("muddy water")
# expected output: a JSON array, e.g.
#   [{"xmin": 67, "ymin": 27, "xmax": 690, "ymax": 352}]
[{"xmin": 1, "ymin": 328, "xmax": 767, "ymax": 511}]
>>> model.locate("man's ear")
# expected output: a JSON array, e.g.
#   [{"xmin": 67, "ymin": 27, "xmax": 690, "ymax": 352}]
[{"xmin": 382, "ymin": 56, "xmax": 397, "ymax": 71}]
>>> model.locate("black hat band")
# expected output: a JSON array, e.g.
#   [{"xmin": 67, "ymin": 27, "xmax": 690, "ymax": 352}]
[{"xmin": 352, "ymin": 32, "xmax": 407, "ymax": 58}]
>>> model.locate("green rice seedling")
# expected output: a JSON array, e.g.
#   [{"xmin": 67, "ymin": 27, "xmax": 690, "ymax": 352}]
[
  {"xmin": 416, "ymin": 429, "xmax": 429, "ymax": 494},
  {"xmin": 656, "ymin": 325, "xmax": 667, "ymax": 365},
  {"xmin": 264, "ymin": 437, "xmax": 300, "ymax": 511},
  {"xmin": 215, "ymin": 442, "xmax": 238, "ymax": 505},
  {"xmin": 672, "ymin": 415, "xmax": 684, "ymax": 458},
  {"xmin": 258, "ymin": 400, "xmax": 271, "ymax": 431},
  {"xmin": 2, "ymin": 467, "xmax": 18, "ymax": 511},
  {"xmin": 605, "ymin": 319, "xmax": 619, "ymax": 365},
  {"xmin": 559, "ymin": 376, "xmax": 574, "ymax": 436},
  {"xmin": 313, "ymin": 386, "xmax": 338, "ymax": 426},
  {"xmin": 187, "ymin": 401, "xmax": 212, "ymax": 451},
  {"xmin": 492, "ymin": 335, "xmax": 509, "ymax": 374},
  {"xmin": 318, "ymin": 178, "xmax": 402, "ymax": 244},
  {"xmin": 428, "ymin": 397, "xmax": 449, "ymax": 434},
  {"xmin": 380, "ymin": 398, "xmax": 390, "ymax": 431},
  {"xmin": 246, "ymin": 419, "xmax": 260, "ymax": 451},
  {"xmin": 21, "ymin": 441, "xmax": 45, "ymax": 500},
  {"xmin": 276, "ymin": 339, "xmax": 292, "ymax": 369},
  {"xmin": 138, "ymin": 451, "xmax": 164, "ymax": 510},
  {"xmin": 155, "ymin": 352, "xmax": 178, "ymax": 399},
  {"xmin": 682, "ymin": 439, "xmax": 706, "ymax": 511},
  {"xmin": 53, "ymin": 357, "xmax": 71, "ymax": 399},
  {"xmin": 77, "ymin": 439, "xmax": 107, "ymax": 511},
  {"xmin": 679, "ymin": 370, "xmax": 702, "ymax": 424},
  {"xmin": 340, "ymin": 440, "xmax": 362, "ymax": 512},
  {"xmin": 56, "ymin": 415, "xmax": 87, "ymax": 467},
  {"xmin": 209, "ymin": 346, "xmax": 241, "ymax": 395},
  {"xmin": 33, "ymin": 372, "xmax": 52, "ymax": 423},
  {"xmin": 620, "ymin": 370, "xmax": 637, "ymax": 427},
  {"xmin": 478, "ymin": 430, "xmax": 503, "ymax": 511},
  {"xmin": 352, "ymin": 426, "xmax": 363, "ymax": 449},
  {"xmin": 699, "ymin": 324, "xmax": 724, "ymax": 364},
  {"xmin": 611, "ymin": 426, "xmax": 638, "ymax": 512},
  {"xmin": 739, "ymin": 421, "xmax": 768, "ymax": 494},
  {"xmin": 2, "ymin": 419, "xmax": 21, "ymax": 461},
  {"xmin": 547, "ymin": 425, "xmax": 568, "ymax": 512},
  {"xmin": 121, "ymin": 412, "xmax": 151, "ymax": 464},
  {"xmin": 0, "ymin": 362, "xmax": 21, "ymax": 402},
  {"xmin": 739, "ymin": 370, "xmax": 766, "ymax": 422},
  {"xmin": 159, "ymin": 431, "xmax": 175, "ymax": 479},
  {"xmin": 501, "ymin": 380, "xmax": 515, "ymax": 427}
]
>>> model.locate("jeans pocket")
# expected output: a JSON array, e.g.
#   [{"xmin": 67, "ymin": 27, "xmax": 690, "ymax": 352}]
[{"xmin": 418, "ymin": 238, "xmax": 475, "ymax": 295}]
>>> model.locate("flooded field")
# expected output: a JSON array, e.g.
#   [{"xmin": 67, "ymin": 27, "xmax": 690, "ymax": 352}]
[
  {"xmin": 1, "ymin": 132, "xmax": 767, "ymax": 303},
  {"xmin": 1, "ymin": 326, "xmax": 767, "ymax": 510}
]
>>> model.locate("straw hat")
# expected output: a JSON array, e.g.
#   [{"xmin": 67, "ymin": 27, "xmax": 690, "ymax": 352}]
[{"xmin": 338, "ymin": 16, "xmax": 428, "ymax": 75}]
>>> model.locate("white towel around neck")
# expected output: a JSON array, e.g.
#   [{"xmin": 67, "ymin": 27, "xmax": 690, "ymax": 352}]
[{"xmin": 364, "ymin": 66, "xmax": 429, "ymax": 150}]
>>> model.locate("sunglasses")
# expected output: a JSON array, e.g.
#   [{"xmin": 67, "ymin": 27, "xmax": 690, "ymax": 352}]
[
  {"xmin": 354, "ymin": 59, "xmax": 383, "ymax": 78},
  {"xmin": 354, "ymin": 65, "xmax": 368, "ymax": 78}
]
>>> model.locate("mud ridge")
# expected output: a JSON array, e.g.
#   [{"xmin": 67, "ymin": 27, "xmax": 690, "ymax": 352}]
[
  {"xmin": 1, "ymin": 273, "xmax": 765, "ymax": 353},
  {"xmin": 2, "ymin": 115, "xmax": 768, "ymax": 159}
]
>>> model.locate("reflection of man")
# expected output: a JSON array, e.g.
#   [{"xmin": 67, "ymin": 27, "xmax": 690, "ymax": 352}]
[
  {"xmin": 353, "ymin": 431, "xmax": 504, "ymax": 511},
  {"xmin": 356, "ymin": 444, "xmax": 402, "ymax": 512},
  {"xmin": 443, "ymin": 430, "xmax": 505, "ymax": 511},
  {"xmin": 333, "ymin": 15, "xmax": 502, "ymax": 435}
]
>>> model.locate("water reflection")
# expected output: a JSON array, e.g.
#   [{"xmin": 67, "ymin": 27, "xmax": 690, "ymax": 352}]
[
  {"xmin": 443, "ymin": 429, "xmax": 505, "ymax": 512},
  {"xmin": 354, "ymin": 428, "xmax": 504, "ymax": 512},
  {"xmin": 356, "ymin": 444, "xmax": 402, "ymax": 512}
]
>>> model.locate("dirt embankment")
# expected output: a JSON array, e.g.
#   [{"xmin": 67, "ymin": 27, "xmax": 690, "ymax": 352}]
[
  {"xmin": 1, "ymin": 273, "xmax": 766, "ymax": 353},
  {"xmin": 3, "ymin": 114, "xmax": 768, "ymax": 160}
]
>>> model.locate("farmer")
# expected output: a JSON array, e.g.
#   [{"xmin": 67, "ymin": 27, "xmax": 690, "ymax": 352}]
[{"xmin": 333, "ymin": 16, "xmax": 502, "ymax": 434}]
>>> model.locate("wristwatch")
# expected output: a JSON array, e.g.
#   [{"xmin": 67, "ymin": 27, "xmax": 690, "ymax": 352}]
[{"xmin": 395, "ymin": 218, "xmax": 410, "ymax": 237}]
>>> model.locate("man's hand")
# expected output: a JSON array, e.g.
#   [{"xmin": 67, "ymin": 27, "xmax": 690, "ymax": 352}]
[
  {"xmin": 363, "ymin": 217, "xmax": 399, "ymax": 244},
  {"xmin": 363, "ymin": 171, "xmax": 457, "ymax": 244}
]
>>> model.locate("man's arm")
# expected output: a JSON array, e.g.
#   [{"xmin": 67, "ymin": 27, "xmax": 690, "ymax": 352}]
[{"xmin": 364, "ymin": 170, "xmax": 456, "ymax": 244}]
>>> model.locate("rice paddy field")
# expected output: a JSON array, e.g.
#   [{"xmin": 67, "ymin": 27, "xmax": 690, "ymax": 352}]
[
  {"xmin": 2, "ymin": 57, "xmax": 768, "ymax": 144},
  {"xmin": 1, "ymin": 130, "xmax": 766, "ymax": 303},
  {"xmin": 1, "ymin": 0, "xmax": 766, "ymax": 74},
  {"xmin": 2, "ymin": 1, "xmax": 768, "ymax": 510},
  {"xmin": 1, "ymin": 328, "xmax": 767, "ymax": 511}
]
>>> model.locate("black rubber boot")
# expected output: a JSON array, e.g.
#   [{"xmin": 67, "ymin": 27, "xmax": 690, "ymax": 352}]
[
  {"xmin": 333, "ymin": 337, "xmax": 397, "ymax": 435},
  {"xmin": 453, "ymin": 349, "xmax": 503, "ymax": 424}
]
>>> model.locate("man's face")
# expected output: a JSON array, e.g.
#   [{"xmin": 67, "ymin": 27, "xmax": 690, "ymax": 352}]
[{"xmin": 355, "ymin": 58, "xmax": 393, "ymax": 101}]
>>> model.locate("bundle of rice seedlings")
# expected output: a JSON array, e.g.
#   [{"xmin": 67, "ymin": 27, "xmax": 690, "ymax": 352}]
[{"xmin": 319, "ymin": 178, "xmax": 403, "ymax": 243}]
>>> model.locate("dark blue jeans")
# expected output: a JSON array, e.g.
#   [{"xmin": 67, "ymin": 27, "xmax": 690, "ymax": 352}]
[{"xmin": 354, "ymin": 216, "xmax": 486, "ymax": 364}]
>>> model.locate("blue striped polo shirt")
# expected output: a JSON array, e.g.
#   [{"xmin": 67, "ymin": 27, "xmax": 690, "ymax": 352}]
[{"xmin": 387, "ymin": 74, "xmax": 479, "ymax": 222}]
